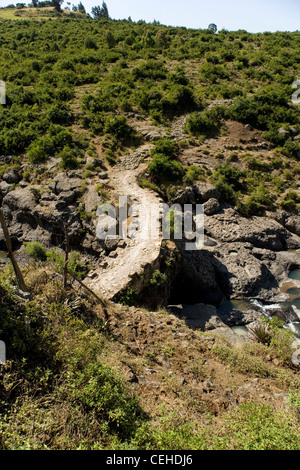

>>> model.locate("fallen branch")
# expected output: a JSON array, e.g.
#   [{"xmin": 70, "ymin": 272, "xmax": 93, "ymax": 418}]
[
  {"xmin": 66, "ymin": 269, "xmax": 109, "ymax": 320},
  {"xmin": 63, "ymin": 223, "xmax": 69, "ymax": 289},
  {"xmin": 0, "ymin": 208, "xmax": 28, "ymax": 293}
]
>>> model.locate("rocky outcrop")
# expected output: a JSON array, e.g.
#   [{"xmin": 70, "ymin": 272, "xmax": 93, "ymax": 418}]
[
  {"xmin": 171, "ymin": 206, "xmax": 300, "ymax": 306},
  {"xmin": 0, "ymin": 176, "xmax": 103, "ymax": 255},
  {"xmin": 168, "ymin": 303, "xmax": 226, "ymax": 330}
]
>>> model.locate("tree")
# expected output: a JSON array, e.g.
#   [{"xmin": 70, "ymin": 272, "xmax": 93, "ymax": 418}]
[
  {"xmin": 106, "ymin": 31, "xmax": 115, "ymax": 48},
  {"xmin": 91, "ymin": 5, "xmax": 101, "ymax": 17},
  {"xmin": 91, "ymin": 1, "xmax": 109, "ymax": 19},
  {"xmin": 32, "ymin": 0, "xmax": 38, "ymax": 7},
  {"xmin": 52, "ymin": 0, "xmax": 63, "ymax": 12},
  {"xmin": 77, "ymin": 1, "xmax": 86, "ymax": 13},
  {"xmin": 208, "ymin": 23, "xmax": 217, "ymax": 33},
  {"xmin": 100, "ymin": 1, "xmax": 109, "ymax": 18}
]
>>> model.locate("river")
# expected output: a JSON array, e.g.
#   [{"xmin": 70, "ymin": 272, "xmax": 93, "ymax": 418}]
[{"xmin": 217, "ymin": 267, "xmax": 300, "ymax": 339}]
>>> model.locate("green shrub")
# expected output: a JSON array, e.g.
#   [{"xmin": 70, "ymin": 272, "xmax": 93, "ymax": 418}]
[
  {"xmin": 58, "ymin": 146, "xmax": 80, "ymax": 169},
  {"xmin": 149, "ymin": 155, "xmax": 185, "ymax": 182},
  {"xmin": 149, "ymin": 270, "xmax": 167, "ymax": 287},
  {"xmin": 24, "ymin": 241, "xmax": 47, "ymax": 260},
  {"xmin": 150, "ymin": 138, "xmax": 179, "ymax": 159},
  {"xmin": 27, "ymin": 135, "xmax": 55, "ymax": 163},
  {"xmin": 84, "ymin": 37, "xmax": 97, "ymax": 50},
  {"xmin": 183, "ymin": 165, "xmax": 205, "ymax": 185},
  {"xmin": 185, "ymin": 108, "xmax": 224, "ymax": 137}
]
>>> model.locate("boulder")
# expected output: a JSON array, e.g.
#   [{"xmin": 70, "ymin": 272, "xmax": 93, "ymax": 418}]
[
  {"xmin": 193, "ymin": 183, "xmax": 220, "ymax": 202},
  {"xmin": 173, "ymin": 187, "xmax": 195, "ymax": 205},
  {"xmin": 104, "ymin": 235, "xmax": 120, "ymax": 252},
  {"xmin": 169, "ymin": 303, "xmax": 226, "ymax": 331},
  {"xmin": 204, "ymin": 207, "xmax": 298, "ymax": 251},
  {"xmin": 204, "ymin": 198, "xmax": 220, "ymax": 215},
  {"xmin": 278, "ymin": 127, "xmax": 290, "ymax": 138},
  {"xmin": 2, "ymin": 169, "xmax": 20, "ymax": 184}
]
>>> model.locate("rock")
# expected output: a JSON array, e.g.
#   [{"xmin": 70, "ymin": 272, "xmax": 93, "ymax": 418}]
[
  {"xmin": 289, "ymin": 126, "xmax": 299, "ymax": 136},
  {"xmin": 49, "ymin": 174, "xmax": 82, "ymax": 195},
  {"xmin": 0, "ymin": 186, "xmax": 85, "ymax": 250},
  {"xmin": 213, "ymin": 326, "xmax": 250, "ymax": 346},
  {"xmin": 278, "ymin": 127, "xmax": 290, "ymax": 138},
  {"xmin": 245, "ymin": 124, "xmax": 254, "ymax": 131},
  {"xmin": 40, "ymin": 191, "xmax": 57, "ymax": 202},
  {"xmin": 218, "ymin": 308, "xmax": 260, "ymax": 327},
  {"xmin": 171, "ymin": 204, "xmax": 300, "ymax": 304},
  {"xmin": 193, "ymin": 183, "xmax": 220, "ymax": 202},
  {"xmin": 104, "ymin": 235, "xmax": 120, "ymax": 252},
  {"xmin": 204, "ymin": 207, "xmax": 297, "ymax": 251},
  {"xmin": 173, "ymin": 187, "xmax": 195, "ymax": 205},
  {"xmin": 169, "ymin": 303, "xmax": 225, "ymax": 331},
  {"xmin": 284, "ymin": 215, "xmax": 300, "ymax": 237},
  {"xmin": 96, "ymin": 213, "xmax": 118, "ymax": 241},
  {"xmin": 0, "ymin": 181, "xmax": 11, "ymax": 196},
  {"xmin": 204, "ymin": 198, "xmax": 220, "ymax": 215},
  {"xmin": 58, "ymin": 189, "xmax": 80, "ymax": 204},
  {"xmin": 3, "ymin": 187, "xmax": 36, "ymax": 213},
  {"xmin": 2, "ymin": 169, "xmax": 20, "ymax": 184}
]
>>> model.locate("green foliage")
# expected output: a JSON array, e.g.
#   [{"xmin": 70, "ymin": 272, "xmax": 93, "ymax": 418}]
[
  {"xmin": 229, "ymin": 85, "xmax": 299, "ymax": 131},
  {"xmin": 149, "ymin": 155, "xmax": 185, "ymax": 183},
  {"xmin": 149, "ymin": 270, "xmax": 167, "ymax": 288},
  {"xmin": 210, "ymin": 163, "xmax": 245, "ymax": 204},
  {"xmin": 248, "ymin": 322, "xmax": 272, "ymax": 345},
  {"xmin": 185, "ymin": 107, "xmax": 225, "ymax": 138},
  {"xmin": 58, "ymin": 146, "xmax": 80, "ymax": 170},
  {"xmin": 150, "ymin": 138, "xmax": 179, "ymax": 159},
  {"xmin": 85, "ymin": 37, "xmax": 97, "ymax": 50},
  {"xmin": 114, "ymin": 287, "xmax": 138, "ymax": 306},
  {"xmin": 214, "ymin": 403, "xmax": 300, "ymax": 450},
  {"xmin": 183, "ymin": 165, "xmax": 205, "ymax": 185},
  {"xmin": 243, "ymin": 185, "xmax": 275, "ymax": 214},
  {"xmin": 24, "ymin": 241, "xmax": 47, "ymax": 260}
]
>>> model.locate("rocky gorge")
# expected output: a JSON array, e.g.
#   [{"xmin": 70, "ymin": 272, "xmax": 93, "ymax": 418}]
[{"xmin": 1, "ymin": 157, "xmax": 300, "ymax": 343}]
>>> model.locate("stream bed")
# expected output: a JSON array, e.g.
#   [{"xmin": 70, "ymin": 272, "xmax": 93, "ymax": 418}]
[{"xmin": 217, "ymin": 267, "xmax": 300, "ymax": 339}]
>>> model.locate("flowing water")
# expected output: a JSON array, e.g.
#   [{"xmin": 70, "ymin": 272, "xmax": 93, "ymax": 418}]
[{"xmin": 218, "ymin": 267, "xmax": 300, "ymax": 339}]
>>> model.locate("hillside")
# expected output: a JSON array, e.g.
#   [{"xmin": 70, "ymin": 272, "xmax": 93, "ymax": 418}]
[{"xmin": 0, "ymin": 12, "xmax": 300, "ymax": 451}]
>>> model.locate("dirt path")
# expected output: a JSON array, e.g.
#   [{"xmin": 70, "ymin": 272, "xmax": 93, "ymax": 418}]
[{"xmin": 86, "ymin": 147, "xmax": 163, "ymax": 300}]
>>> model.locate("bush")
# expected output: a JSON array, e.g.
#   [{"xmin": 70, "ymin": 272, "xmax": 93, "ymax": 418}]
[
  {"xmin": 24, "ymin": 241, "xmax": 47, "ymax": 260},
  {"xmin": 27, "ymin": 135, "xmax": 55, "ymax": 163},
  {"xmin": 244, "ymin": 186, "xmax": 275, "ymax": 214},
  {"xmin": 183, "ymin": 165, "xmax": 205, "ymax": 185},
  {"xmin": 150, "ymin": 138, "xmax": 179, "ymax": 159},
  {"xmin": 185, "ymin": 108, "xmax": 224, "ymax": 137},
  {"xmin": 148, "ymin": 155, "xmax": 185, "ymax": 182},
  {"xmin": 58, "ymin": 146, "xmax": 80, "ymax": 169},
  {"xmin": 84, "ymin": 37, "xmax": 97, "ymax": 50},
  {"xmin": 149, "ymin": 270, "xmax": 167, "ymax": 287}
]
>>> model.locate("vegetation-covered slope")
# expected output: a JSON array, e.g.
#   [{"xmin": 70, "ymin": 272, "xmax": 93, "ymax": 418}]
[
  {"xmin": 0, "ymin": 264, "xmax": 299, "ymax": 450},
  {"xmin": 0, "ymin": 15, "xmax": 300, "ymax": 213}
]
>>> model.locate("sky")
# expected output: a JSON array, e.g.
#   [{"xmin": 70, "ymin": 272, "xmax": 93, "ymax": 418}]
[{"xmin": 1, "ymin": 0, "xmax": 299, "ymax": 33}]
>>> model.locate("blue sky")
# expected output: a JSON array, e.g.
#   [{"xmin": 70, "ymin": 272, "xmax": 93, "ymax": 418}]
[{"xmin": 1, "ymin": 0, "xmax": 300, "ymax": 32}]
